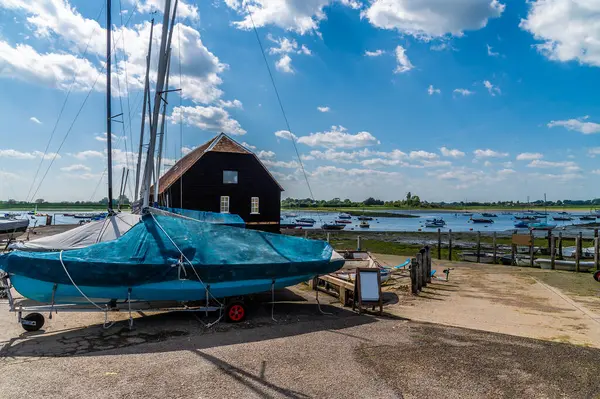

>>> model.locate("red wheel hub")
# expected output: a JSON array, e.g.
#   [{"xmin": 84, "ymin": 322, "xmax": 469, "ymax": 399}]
[{"xmin": 228, "ymin": 304, "xmax": 245, "ymax": 321}]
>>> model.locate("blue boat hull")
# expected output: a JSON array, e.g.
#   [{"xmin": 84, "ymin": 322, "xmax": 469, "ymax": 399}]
[{"xmin": 9, "ymin": 273, "xmax": 322, "ymax": 304}]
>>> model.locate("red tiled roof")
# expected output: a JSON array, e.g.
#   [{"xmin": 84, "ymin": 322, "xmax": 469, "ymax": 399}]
[{"xmin": 153, "ymin": 133, "xmax": 283, "ymax": 194}]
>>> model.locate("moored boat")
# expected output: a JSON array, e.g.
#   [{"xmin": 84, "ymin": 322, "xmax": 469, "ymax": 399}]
[
  {"xmin": 424, "ymin": 218, "xmax": 446, "ymax": 228},
  {"xmin": 338, "ymin": 213, "xmax": 352, "ymax": 219},
  {"xmin": 528, "ymin": 221, "xmax": 556, "ymax": 231},
  {"xmin": 481, "ymin": 213, "xmax": 497, "ymax": 217},
  {"xmin": 322, "ymin": 223, "xmax": 345, "ymax": 230},
  {"xmin": 335, "ymin": 219, "xmax": 352, "ymax": 224},
  {"xmin": 296, "ymin": 217, "xmax": 316, "ymax": 224},
  {"xmin": 359, "ymin": 220, "xmax": 370, "ymax": 228},
  {"xmin": 470, "ymin": 218, "xmax": 493, "ymax": 224}
]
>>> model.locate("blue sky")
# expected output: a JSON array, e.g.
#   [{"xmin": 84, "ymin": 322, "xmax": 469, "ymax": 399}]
[{"xmin": 0, "ymin": 0, "xmax": 599, "ymax": 203}]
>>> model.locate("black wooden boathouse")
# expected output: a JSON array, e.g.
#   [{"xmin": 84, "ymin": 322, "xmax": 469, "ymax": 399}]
[{"xmin": 152, "ymin": 133, "xmax": 283, "ymax": 233}]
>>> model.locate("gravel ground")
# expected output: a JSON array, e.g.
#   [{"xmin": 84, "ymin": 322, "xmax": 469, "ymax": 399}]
[{"xmin": 2, "ymin": 284, "xmax": 600, "ymax": 399}]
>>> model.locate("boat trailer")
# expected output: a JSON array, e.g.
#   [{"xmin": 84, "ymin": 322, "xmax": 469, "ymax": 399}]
[{"xmin": 0, "ymin": 272, "xmax": 247, "ymax": 332}]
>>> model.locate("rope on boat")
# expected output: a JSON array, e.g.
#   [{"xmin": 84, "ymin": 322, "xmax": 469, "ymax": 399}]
[
  {"xmin": 315, "ymin": 278, "xmax": 333, "ymax": 316},
  {"xmin": 271, "ymin": 279, "xmax": 277, "ymax": 322},
  {"xmin": 59, "ymin": 250, "xmax": 114, "ymax": 329},
  {"xmin": 148, "ymin": 212, "xmax": 224, "ymax": 309}
]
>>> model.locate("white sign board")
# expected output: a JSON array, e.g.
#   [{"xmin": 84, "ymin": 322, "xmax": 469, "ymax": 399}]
[{"xmin": 358, "ymin": 270, "xmax": 380, "ymax": 302}]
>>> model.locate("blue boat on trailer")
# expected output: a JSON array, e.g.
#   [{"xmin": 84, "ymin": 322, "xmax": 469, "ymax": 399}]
[{"xmin": 0, "ymin": 208, "xmax": 344, "ymax": 304}]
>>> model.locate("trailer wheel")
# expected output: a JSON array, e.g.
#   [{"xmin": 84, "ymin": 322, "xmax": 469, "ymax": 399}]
[
  {"xmin": 225, "ymin": 302, "xmax": 246, "ymax": 323},
  {"xmin": 22, "ymin": 313, "xmax": 45, "ymax": 332},
  {"xmin": 594, "ymin": 270, "xmax": 600, "ymax": 282}
]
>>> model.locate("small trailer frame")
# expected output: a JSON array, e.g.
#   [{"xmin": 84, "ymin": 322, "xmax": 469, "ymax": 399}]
[{"xmin": 0, "ymin": 272, "xmax": 248, "ymax": 332}]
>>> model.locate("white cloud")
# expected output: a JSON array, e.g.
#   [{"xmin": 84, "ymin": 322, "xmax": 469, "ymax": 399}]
[
  {"xmin": 241, "ymin": 142, "xmax": 257, "ymax": 150},
  {"xmin": 274, "ymin": 130, "xmax": 298, "ymax": 141},
  {"xmin": 95, "ymin": 133, "xmax": 121, "ymax": 142},
  {"xmin": 365, "ymin": 49, "xmax": 385, "ymax": 57},
  {"xmin": 308, "ymin": 148, "xmax": 407, "ymax": 164},
  {"xmin": 276, "ymin": 54, "xmax": 294, "ymax": 73},
  {"xmin": 473, "ymin": 149, "xmax": 508, "ymax": 158},
  {"xmin": 135, "ymin": 0, "xmax": 199, "ymax": 21},
  {"xmin": 0, "ymin": 149, "xmax": 61, "ymax": 160},
  {"xmin": 530, "ymin": 172, "xmax": 583, "ymax": 182},
  {"xmin": 592, "ymin": 169, "xmax": 600, "ymax": 175},
  {"xmin": 547, "ymin": 116, "xmax": 600, "ymax": 134},
  {"xmin": 394, "ymin": 45, "xmax": 414, "ymax": 73},
  {"xmin": 311, "ymin": 165, "xmax": 399, "ymax": 178},
  {"xmin": 483, "ymin": 80, "xmax": 501, "ymax": 96},
  {"xmin": 409, "ymin": 150, "xmax": 438, "ymax": 160},
  {"xmin": 483, "ymin": 160, "xmax": 492, "ymax": 167},
  {"xmin": 440, "ymin": 147, "xmax": 465, "ymax": 158},
  {"xmin": 520, "ymin": 0, "xmax": 600, "ymax": 68},
  {"xmin": 363, "ymin": 0, "xmax": 505, "ymax": 38},
  {"xmin": 427, "ymin": 84, "xmax": 441, "ymax": 95},
  {"xmin": 0, "ymin": 2, "xmax": 227, "ymax": 104},
  {"xmin": 0, "ymin": 40, "xmax": 103, "ymax": 93},
  {"xmin": 181, "ymin": 146, "xmax": 195, "ymax": 155},
  {"xmin": 317, "ymin": 106, "xmax": 330, "ymax": 113},
  {"xmin": 218, "ymin": 99, "xmax": 243, "ymax": 109},
  {"xmin": 420, "ymin": 159, "xmax": 451, "ymax": 168},
  {"xmin": 261, "ymin": 159, "xmax": 300, "ymax": 169},
  {"xmin": 267, "ymin": 34, "xmax": 311, "ymax": 74},
  {"xmin": 72, "ymin": 150, "xmax": 103, "ymax": 160},
  {"xmin": 361, "ymin": 158, "xmax": 404, "ymax": 167},
  {"xmin": 60, "ymin": 164, "xmax": 91, "ymax": 172},
  {"xmin": 588, "ymin": 147, "xmax": 600, "ymax": 157},
  {"xmin": 169, "ymin": 106, "xmax": 246, "ymax": 135},
  {"xmin": 486, "ymin": 44, "xmax": 499, "ymax": 57},
  {"xmin": 257, "ymin": 150, "xmax": 276, "ymax": 159},
  {"xmin": 516, "ymin": 152, "xmax": 543, "ymax": 161},
  {"xmin": 297, "ymin": 126, "xmax": 380, "ymax": 149},
  {"xmin": 30, "ymin": 116, "xmax": 42, "ymax": 124},
  {"xmin": 527, "ymin": 160, "xmax": 578, "ymax": 169},
  {"xmin": 453, "ymin": 88, "xmax": 474, "ymax": 96},
  {"xmin": 224, "ymin": 0, "xmax": 333, "ymax": 35}
]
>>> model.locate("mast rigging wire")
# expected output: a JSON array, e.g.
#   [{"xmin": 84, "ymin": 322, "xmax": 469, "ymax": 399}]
[
  {"xmin": 29, "ymin": 8, "xmax": 138, "ymax": 202},
  {"xmin": 25, "ymin": 2, "xmax": 105, "ymax": 203}
]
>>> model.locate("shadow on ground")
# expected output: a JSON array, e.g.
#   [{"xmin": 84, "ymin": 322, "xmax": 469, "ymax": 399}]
[{"xmin": 0, "ymin": 288, "xmax": 389, "ymax": 359}]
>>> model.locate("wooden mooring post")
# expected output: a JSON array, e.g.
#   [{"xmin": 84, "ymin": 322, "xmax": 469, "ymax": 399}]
[
  {"xmin": 575, "ymin": 234, "xmax": 581, "ymax": 273},
  {"xmin": 326, "ymin": 232, "xmax": 330, "ymax": 243},
  {"xmin": 357, "ymin": 236, "xmax": 361, "ymax": 251},
  {"xmin": 476, "ymin": 231, "xmax": 481, "ymax": 263},
  {"xmin": 420, "ymin": 248, "xmax": 428, "ymax": 288},
  {"xmin": 492, "ymin": 232, "xmax": 497, "ymax": 264},
  {"xmin": 416, "ymin": 252, "xmax": 423, "ymax": 291},
  {"xmin": 578, "ymin": 232, "xmax": 583, "ymax": 260},
  {"xmin": 410, "ymin": 258, "xmax": 419, "ymax": 294},
  {"xmin": 448, "ymin": 229, "xmax": 453, "ymax": 261},
  {"xmin": 511, "ymin": 241, "xmax": 516, "ymax": 266},
  {"xmin": 558, "ymin": 232, "xmax": 563, "ymax": 260},
  {"xmin": 550, "ymin": 234, "xmax": 556, "ymax": 270},
  {"xmin": 425, "ymin": 246, "xmax": 432, "ymax": 283},
  {"xmin": 304, "ymin": 230, "xmax": 308, "ymax": 239},
  {"xmin": 529, "ymin": 230, "xmax": 535, "ymax": 268},
  {"xmin": 595, "ymin": 237, "xmax": 599, "ymax": 271},
  {"xmin": 437, "ymin": 228, "xmax": 442, "ymax": 260}
]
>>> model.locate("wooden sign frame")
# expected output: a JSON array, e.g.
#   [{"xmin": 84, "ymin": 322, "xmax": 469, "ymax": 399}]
[
  {"xmin": 512, "ymin": 234, "xmax": 532, "ymax": 246},
  {"xmin": 352, "ymin": 267, "xmax": 383, "ymax": 315}
]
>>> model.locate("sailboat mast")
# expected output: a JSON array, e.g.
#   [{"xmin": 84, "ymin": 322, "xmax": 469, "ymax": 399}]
[
  {"xmin": 141, "ymin": 0, "xmax": 173, "ymax": 208},
  {"xmin": 153, "ymin": 49, "xmax": 172, "ymax": 204},
  {"xmin": 106, "ymin": 0, "xmax": 114, "ymax": 213},
  {"xmin": 134, "ymin": 18, "xmax": 155, "ymax": 202}
]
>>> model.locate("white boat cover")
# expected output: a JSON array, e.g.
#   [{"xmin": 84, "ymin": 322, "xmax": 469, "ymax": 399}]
[{"xmin": 9, "ymin": 213, "xmax": 140, "ymax": 252}]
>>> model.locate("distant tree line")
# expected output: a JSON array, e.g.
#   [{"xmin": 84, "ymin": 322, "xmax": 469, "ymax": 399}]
[
  {"xmin": 282, "ymin": 194, "xmax": 600, "ymax": 208},
  {"xmin": 0, "ymin": 195, "xmax": 130, "ymax": 207}
]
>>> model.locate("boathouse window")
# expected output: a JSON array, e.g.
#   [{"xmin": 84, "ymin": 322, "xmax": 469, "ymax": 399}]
[
  {"xmin": 223, "ymin": 170, "xmax": 238, "ymax": 184},
  {"xmin": 220, "ymin": 196, "xmax": 230, "ymax": 213},
  {"xmin": 251, "ymin": 197, "xmax": 259, "ymax": 214}
]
